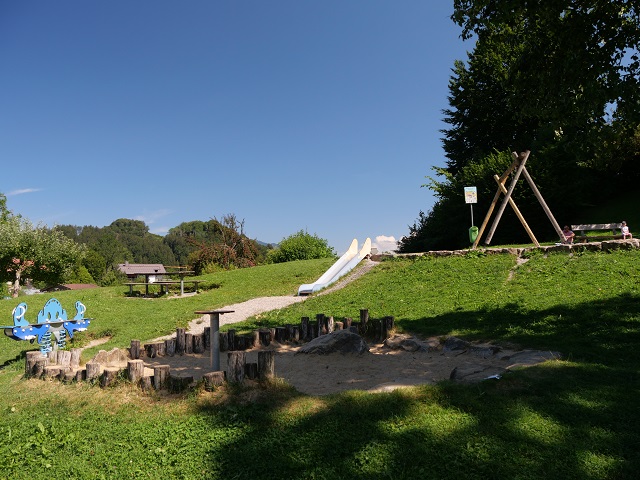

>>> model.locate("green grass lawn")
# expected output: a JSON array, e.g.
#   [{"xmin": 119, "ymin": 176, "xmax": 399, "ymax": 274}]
[{"xmin": 1, "ymin": 251, "xmax": 639, "ymax": 479}]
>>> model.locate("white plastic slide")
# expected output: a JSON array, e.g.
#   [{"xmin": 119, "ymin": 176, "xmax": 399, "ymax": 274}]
[{"xmin": 297, "ymin": 238, "xmax": 371, "ymax": 295}]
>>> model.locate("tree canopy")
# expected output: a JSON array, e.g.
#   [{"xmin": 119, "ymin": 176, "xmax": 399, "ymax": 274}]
[{"xmin": 400, "ymin": 1, "xmax": 640, "ymax": 252}]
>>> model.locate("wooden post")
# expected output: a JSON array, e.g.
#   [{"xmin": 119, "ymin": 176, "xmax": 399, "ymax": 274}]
[
  {"xmin": 258, "ymin": 350, "xmax": 275, "ymax": 381},
  {"xmin": 70, "ymin": 348, "xmax": 81, "ymax": 369},
  {"xmin": 33, "ymin": 358, "xmax": 47, "ymax": 378},
  {"xmin": 25, "ymin": 351, "xmax": 43, "ymax": 377},
  {"xmin": 316, "ymin": 314, "xmax": 326, "ymax": 335},
  {"xmin": 153, "ymin": 365, "xmax": 171, "ymax": 390},
  {"xmin": 204, "ymin": 326, "xmax": 211, "ymax": 350},
  {"xmin": 472, "ymin": 155, "xmax": 520, "ymax": 249},
  {"xmin": 127, "ymin": 359, "xmax": 145, "ymax": 384},
  {"xmin": 493, "ymin": 173, "xmax": 539, "ymax": 246},
  {"xmin": 274, "ymin": 327, "xmax": 287, "ymax": 343},
  {"xmin": 85, "ymin": 361, "xmax": 101, "ymax": 381},
  {"xmin": 227, "ymin": 329, "xmax": 236, "ymax": 351},
  {"xmin": 359, "ymin": 309, "xmax": 369, "ymax": 336},
  {"xmin": 227, "ymin": 351, "xmax": 245, "ymax": 383},
  {"xmin": 193, "ymin": 334, "xmax": 205, "ymax": 354},
  {"xmin": 203, "ymin": 371, "xmax": 225, "ymax": 391},
  {"xmin": 165, "ymin": 338, "xmax": 176, "ymax": 356},
  {"xmin": 101, "ymin": 368, "xmax": 120, "ymax": 388},
  {"xmin": 259, "ymin": 329, "xmax": 271, "ymax": 346},
  {"xmin": 57, "ymin": 350, "xmax": 71, "ymax": 369},
  {"xmin": 521, "ymin": 163, "xmax": 564, "ymax": 239},
  {"xmin": 485, "ymin": 151, "xmax": 530, "ymax": 244},
  {"xmin": 130, "ymin": 340, "xmax": 141, "ymax": 359},
  {"xmin": 176, "ymin": 328, "xmax": 186, "ymax": 355},
  {"xmin": 326, "ymin": 316, "xmax": 335, "ymax": 334},
  {"xmin": 185, "ymin": 333, "xmax": 193, "ymax": 354},
  {"xmin": 301, "ymin": 316, "xmax": 310, "ymax": 341},
  {"xmin": 245, "ymin": 362, "xmax": 258, "ymax": 380}
]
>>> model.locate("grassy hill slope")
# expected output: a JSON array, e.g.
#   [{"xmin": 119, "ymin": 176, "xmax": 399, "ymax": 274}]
[{"xmin": 0, "ymin": 250, "xmax": 639, "ymax": 479}]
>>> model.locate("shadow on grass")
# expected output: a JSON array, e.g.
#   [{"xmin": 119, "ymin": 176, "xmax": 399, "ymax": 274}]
[{"xmin": 197, "ymin": 295, "xmax": 640, "ymax": 479}]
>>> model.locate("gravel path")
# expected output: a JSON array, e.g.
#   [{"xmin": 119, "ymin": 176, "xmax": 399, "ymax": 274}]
[{"xmin": 178, "ymin": 259, "xmax": 380, "ymax": 338}]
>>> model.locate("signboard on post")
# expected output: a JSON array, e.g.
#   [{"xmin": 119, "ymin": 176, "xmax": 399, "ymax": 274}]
[
  {"xmin": 464, "ymin": 187, "xmax": 478, "ymax": 243},
  {"xmin": 464, "ymin": 186, "xmax": 477, "ymax": 204}
]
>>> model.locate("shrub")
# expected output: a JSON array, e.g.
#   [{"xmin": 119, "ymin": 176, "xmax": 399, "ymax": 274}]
[{"xmin": 267, "ymin": 230, "xmax": 335, "ymax": 263}]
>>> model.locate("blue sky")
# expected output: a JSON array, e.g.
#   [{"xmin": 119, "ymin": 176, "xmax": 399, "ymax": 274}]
[{"xmin": 1, "ymin": 1, "xmax": 471, "ymax": 254}]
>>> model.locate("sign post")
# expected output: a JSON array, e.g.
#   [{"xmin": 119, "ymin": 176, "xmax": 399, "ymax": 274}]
[{"xmin": 464, "ymin": 187, "xmax": 478, "ymax": 244}]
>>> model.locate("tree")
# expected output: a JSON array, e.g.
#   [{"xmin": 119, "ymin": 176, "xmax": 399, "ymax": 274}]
[
  {"xmin": 0, "ymin": 217, "xmax": 85, "ymax": 296},
  {"xmin": 402, "ymin": 1, "xmax": 640, "ymax": 251},
  {"xmin": 188, "ymin": 214, "xmax": 262, "ymax": 272},
  {"xmin": 267, "ymin": 231, "xmax": 335, "ymax": 263}
]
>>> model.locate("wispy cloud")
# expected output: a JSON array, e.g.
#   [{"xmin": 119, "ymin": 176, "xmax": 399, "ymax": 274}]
[
  {"xmin": 134, "ymin": 209, "xmax": 173, "ymax": 226},
  {"xmin": 7, "ymin": 188, "xmax": 42, "ymax": 196},
  {"xmin": 373, "ymin": 235, "xmax": 398, "ymax": 253}
]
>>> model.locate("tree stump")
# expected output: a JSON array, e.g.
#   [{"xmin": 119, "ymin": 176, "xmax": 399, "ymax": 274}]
[
  {"xmin": 169, "ymin": 375, "xmax": 194, "ymax": 393},
  {"xmin": 290, "ymin": 325, "xmax": 300, "ymax": 343},
  {"xmin": 74, "ymin": 369, "xmax": 85, "ymax": 382},
  {"xmin": 130, "ymin": 339, "xmax": 141, "ymax": 359},
  {"xmin": 227, "ymin": 329, "xmax": 236, "ymax": 351},
  {"xmin": 227, "ymin": 351, "xmax": 245, "ymax": 383},
  {"xmin": 25, "ymin": 351, "xmax": 44, "ymax": 377},
  {"xmin": 127, "ymin": 359, "xmax": 145, "ymax": 384},
  {"xmin": 219, "ymin": 331, "xmax": 228, "ymax": 352},
  {"xmin": 154, "ymin": 365, "xmax": 171, "ymax": 390},
  {"xmin": 85, "ymin": 361, "xmax": 101, "ymax": 381},
  {"xmin": 33, "ymin": 358, "xmax": 47, "ymax": 378},
  {"xmin": 165, "ymin": 338, "xmax": 176, "ymax": 357},
  {"xmin": 343, "ymin": 317, "xmax": 352, "ymax": 329},
  {"xmin": 300, "ymin": 316, "xmax": 310, "ymax": 341},
  {"xmin": 327, "ymin": 316, "xmax": 335, "ymax": 334},
  {"xmin": 63, "ymin": 371, "xmax": 76, "ymax": 384},
  {"xmin": 274, "ymin": 327, "xmax": 287, "ymax": 343},
  {"xmin": 185, "ymin": 333, "xmax": 193, "ymax": 354},
  {"xmin": 58, "ymin": 350, "xmax": 72, "ymax": 369},
  {"xmin": 193, "ymin": 334, "xmax": 204, "ymax": 354},
  {"xmin": 43, "ymin": 366, "xmax": 61, "ymax": 379},
  {"xmin": 285, "ymin": 324, "xmax": 295, "ymax": 341},
  {"xmin": 382, "ymin": 316, "xmax": 394, "ymax": 339},
  {"xmin": 258, "ymin": 329, "xmax": 271, "ymax": 346},
  {"xmin": 145, "ymin": 342, "xmax": 164, "ymax": 358},
  {"xmin": 70, "ymin": 348, "xmax": 81, "ymax": 369},
  {"xmin": 252, "ymin": 330, "xmax": 261, "ymax": 348},
  {"xmin": 316, "ymin": 314, "xmax": 326, "ymax": 335},
  {"xmin": 335, "ymin": 321, "xmax": 344, "ymax": 331},
  {"xmin": 204, "ymin": 326, "xmax": 211, "ymax": 350},
  {"xmin": 258, "ymin": 350, "xmax": 275, "ymax": 381},
  {"xmin": 101, "ymin": 368, "xmax": 120, "ymax": 388},
  {"xmin": 176, "ymin": 328, "xmax": 186, "ymax": 355},
  {"xmin": 47, "ymin": 350, "xmax": 58, "ymax": 365},
  {"xmin": 203, "ymin": 371, "xmax": 225, "ymax": 391},
  {"xmin": 359, "ymin": 309, "xmax": 369, "ymax": 335},
  {"xmin": 245, "ymin": 362, "xmax": 258, "ymax": 380},
  {"xmin": 140, "ymin": 376, "xmax": 153, "ymax": 391}
]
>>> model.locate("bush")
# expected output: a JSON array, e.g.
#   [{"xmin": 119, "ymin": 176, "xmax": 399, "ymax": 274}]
[{"xmin": 267, "ymin": 231, "xmax": 335, "ymax": 263}]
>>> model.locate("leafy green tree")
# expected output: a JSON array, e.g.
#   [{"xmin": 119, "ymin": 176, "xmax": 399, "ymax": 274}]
[
  {"xmin": 188, "ymin": 215, "xmax": 262, "ymax": 272},
  {"xmin": 403, "ymin": 1, "xmax": 639, "ymax": 251},
  {"xmin": 267, "ymin": 230, "xmax": 335, "ymax": 263},
  {"xmin": 0, "ymin": 217, "xmax": 85, "ymax": 296}
]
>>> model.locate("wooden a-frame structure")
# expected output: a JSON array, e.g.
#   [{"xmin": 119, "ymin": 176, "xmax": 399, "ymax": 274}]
[{"xmin": 472, "ymin": 150, "xmax": 565, "ymax": 249}]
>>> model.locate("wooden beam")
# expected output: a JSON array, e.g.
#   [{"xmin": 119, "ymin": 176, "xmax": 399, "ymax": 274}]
[
  {"xmin": 521, "ymin": 165, "xmax": 564, "ymax": 239},
  {"xmin": 484, "ymin": 151, "xmax": 530, "ymax": 245},
  {"xmin": 493, "ymin": 174, "xmax": 539, "ymax": 247},
  {"xmin": 472, "ymin": 155, "xmax": 521, "ymax": 249}
]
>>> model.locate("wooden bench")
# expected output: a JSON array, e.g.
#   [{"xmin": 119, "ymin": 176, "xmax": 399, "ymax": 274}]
[{"xmin": 571, "ymin": 223, "xmax": 624, "ymax": 243}]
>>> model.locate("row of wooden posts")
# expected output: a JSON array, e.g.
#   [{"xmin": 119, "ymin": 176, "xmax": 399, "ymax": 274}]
[
  {"xmin": 23, "ymin": 309, "xmax": 394, "ymax": 391},
  {"xmin": 137, "ymin": 309, "xmax": 394, "ymax": 357}
]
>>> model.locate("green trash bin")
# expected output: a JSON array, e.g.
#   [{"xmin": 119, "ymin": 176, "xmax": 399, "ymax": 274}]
[{"xmin": 469, "ymin": 226, "xmax": 479, "ymax": 244}]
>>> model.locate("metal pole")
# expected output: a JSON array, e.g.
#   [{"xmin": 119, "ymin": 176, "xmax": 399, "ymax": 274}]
[{"xmin": 210, "ymin": 313, "xmax": 220, "ymax": 370}]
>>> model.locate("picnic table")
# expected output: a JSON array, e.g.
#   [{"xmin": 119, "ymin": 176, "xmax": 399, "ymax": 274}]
[{"xmin": 125, "ymin": 275, "xmax": 200, "ymax": 296}]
